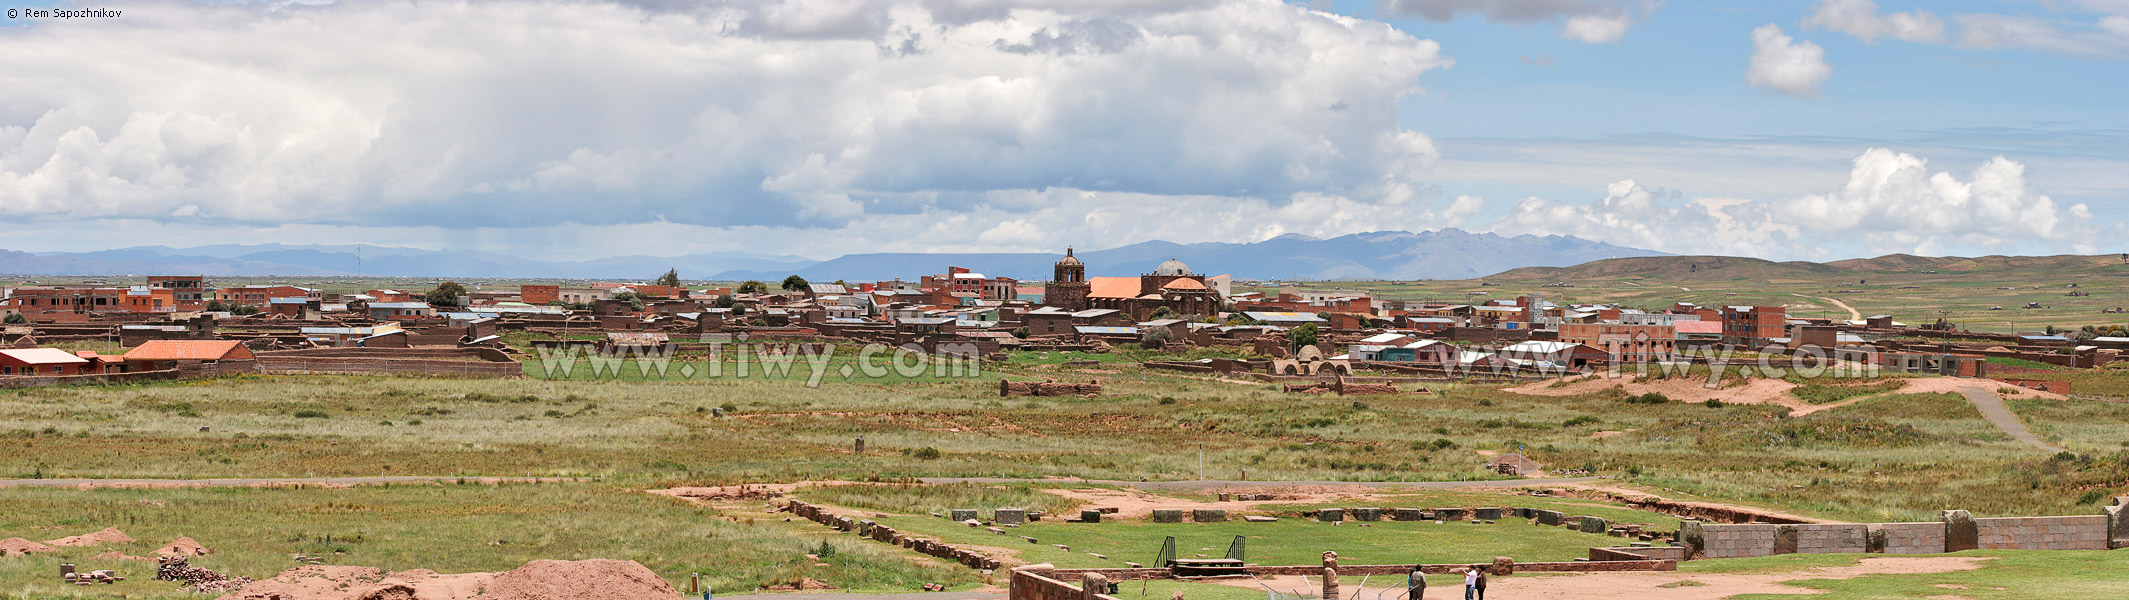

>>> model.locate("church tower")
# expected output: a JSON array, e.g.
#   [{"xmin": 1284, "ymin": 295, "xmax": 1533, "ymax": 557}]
[{"xmin": 1044, "ymin": 247, "xmax": 1090, "ymax": 310}]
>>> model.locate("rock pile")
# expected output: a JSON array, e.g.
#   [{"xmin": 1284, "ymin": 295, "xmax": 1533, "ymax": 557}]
[{"xmin": 159, "ymin": 555, "xmax": 254, "ymax": 594}]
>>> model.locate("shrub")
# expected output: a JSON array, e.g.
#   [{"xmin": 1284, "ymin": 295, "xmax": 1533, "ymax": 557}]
[
  {"xmin": 1562, "ymin": 415, "xmax": 1601, "ymax": 427},
  {"xmin": 292, "ymin": 410, "xmax": 329, "ymax": 419},
  {"xmin": 1430, "ymin": 438, "xmax": 1458, "ymax": 450},
  {"xmin": 1704, "ymin": 399, "xmax": 1725, "ymax": 408},
  {"xmin": 1625, "ymin": 392, "xmax": 1672, "ymax": 405},
  {"xmin": 913, "ymin": 447, "xmax": 942, "ymax": 460}
]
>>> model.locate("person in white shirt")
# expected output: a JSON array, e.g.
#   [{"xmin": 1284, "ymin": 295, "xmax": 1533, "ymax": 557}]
[{"xmin": 1463, "ymin": 566, "xmax": 1478, "ymax": 600}]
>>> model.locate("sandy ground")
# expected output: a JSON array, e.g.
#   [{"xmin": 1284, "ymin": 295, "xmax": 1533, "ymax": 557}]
[
  {"xmin": 1505, "ymin": 375, "xmax": 2060, "ymax": 417},
  {"xmin": 1039, "ymin": 485, "xmax": 1542, "ymax": 521},
  {"xmin": 1214, "ymin": 557, "xmax": 1992, "ymax": 600}
]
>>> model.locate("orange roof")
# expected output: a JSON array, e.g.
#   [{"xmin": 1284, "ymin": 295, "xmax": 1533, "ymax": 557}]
[
  {"xmin": 124, "ymin": 340, "xmax": 255, "ymax": 361},
  {"xmin": 1087, "ymin": 277, "xmax": 1140, "ymax": 299},
  {"xmin": 1160, "ymin": 278, "xmax": 1207, "ymax": 290}
]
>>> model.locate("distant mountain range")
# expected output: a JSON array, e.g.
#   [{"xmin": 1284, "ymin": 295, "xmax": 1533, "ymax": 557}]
[
  {"xmin": 0, "ymin": 230, "xmax": 1665, "ymax": 281},
  {"xmin": 713, "ymin": 230, "xmax": 1666, "ymax": 281}
]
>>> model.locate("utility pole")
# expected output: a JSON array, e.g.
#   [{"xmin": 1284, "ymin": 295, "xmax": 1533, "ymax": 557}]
[{"xmin": 1197, "ymin": 443, "xmax": 1204, "ymax": 481}]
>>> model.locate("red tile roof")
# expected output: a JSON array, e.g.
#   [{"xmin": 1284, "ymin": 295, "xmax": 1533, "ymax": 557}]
[
  {"xmin": 124, "ymin": 340, "xmax": 255, "ymax": 361},
  {"xmin": 1161, "ymin": 278, "xmax": 1207, "ymax": 290},
  {"xmin": 1674, "ymin": 321, "xmax": 1722, "ymax": 334},
  {"xmin": 1087, "ymin": 277, "xmax": 1141, "ymax": 299}
]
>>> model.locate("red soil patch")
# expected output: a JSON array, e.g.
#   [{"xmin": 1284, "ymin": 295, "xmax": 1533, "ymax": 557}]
[
  {"xmin": 156, "ymin": 536, "xmax": 212, "ymax": 557},
  {"xmin": 43, "ymin": 527, "xmax": 135, "ymax": 547},
  {"xmin": 0, "ymin": 537, "xmax": 55, "ymax": 556}
]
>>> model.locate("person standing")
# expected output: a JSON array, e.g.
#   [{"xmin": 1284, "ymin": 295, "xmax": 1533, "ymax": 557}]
[
  {"xmin": 1473, "ymin": 566, "xmax": 1488, "ymax": 600},
  {"xmin": 1406, "ymin": 565, "xmax": 1426, "ymax": 600},
  {"xmin": 1462, "ymin": 566, "xmax": 1478, "ymax": 600}
]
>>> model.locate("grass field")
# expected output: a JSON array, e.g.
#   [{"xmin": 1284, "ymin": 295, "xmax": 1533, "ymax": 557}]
[{"xmin": 2, "ymin": 338, "xmax": 2127, "ymax": 595}]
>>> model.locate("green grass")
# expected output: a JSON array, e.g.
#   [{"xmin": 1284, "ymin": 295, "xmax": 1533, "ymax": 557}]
[
  {"xmin": 868, "ymin": 515, "xmax": 1627, "ymax": 568},
  {"xmin": 1706, "ymin": 551, "xmax": 2129, "ymax": 600},
  {"xmin": 0, "ymin": 482, "xmax": 977, "ymax": 599},
  {"xmin": 795, "ymin": 482, "xmax": 1087, "ymax": 516},
  {"xmin": 1787, "ymin": 380, "xmax": 1906, "ymax": 405}
]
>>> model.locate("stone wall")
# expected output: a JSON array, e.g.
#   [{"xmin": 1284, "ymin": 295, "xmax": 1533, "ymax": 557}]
[
  {"xmin": 1973, "ymin": 516, "xmax": 2109, "ymax": 550},
  {"xmin": 1685, "ymin": 510, "xmax": 2113, "ymax": 559},
  {"xmin": 1001, "ymin": 379, "xmax": 1102, "ymax": 397},
  {"xmin": 787, "ymin": 500, "xmax": 1001, "ymax": 570}
]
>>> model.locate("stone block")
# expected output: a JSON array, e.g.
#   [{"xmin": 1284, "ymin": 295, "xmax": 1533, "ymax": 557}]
[
  {"xmin": 950, "ymin": 509, "xmax": 979, "ymax": 522},
  {"xmin": 2107, "ymin": 504, "xmax": 2129, "ymax": 550},
  {"xmin": 1152, "ymin": 509, "xmax": 1184, "ymax": 523},
  {"xmin": 1943, "ymin": 510, "xmax": 1978, "ymax": 552},
  {"xmin": 1772, "ymin": 525, "xmax": 1799, "ymax": 555},
  {"xmin": 1393, "ymin": 508, "xmax": 1424, "ymax": 521},
  {"xmin": 1536, "ymin": 510, "xmax": 1562, "ymax": 526},
  {"xmin": 1080, "ymin": 509, "xmax": 1102, "ymax": 524},
  {"xmin": 1435, "ymin": 508, "xmax": 1468, "ymax": 521},
  {"xmin": 1352, "ymin": 507, "xmax": 1381, "ymax": 522},
  {"xmin": 1579, "ymin": 516, "xmax": 1609, "ymax": 535},
  {"xmin": 1318, "ymin": 508, "xmax": 1345, "ymax": 522},
  {"xmin": 995, "ymin": 508, "xmax": 1027, "ymax": 525},
  {"xmin": 1678, "ymin": 521, "xmax": 1706, "ymax": 560},
  {"xmin": 1474, "ymin": 507, "xmax": 1503, "ymax": 521},
  {"xmin": 1193, "ymin": 509, "xmax": 1228, "ymax": 523}
]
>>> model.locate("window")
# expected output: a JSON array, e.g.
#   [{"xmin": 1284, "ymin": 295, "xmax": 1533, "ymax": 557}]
[{"xmin": 51, "ymin": 366, "xmax": 61, "ymax": 374}]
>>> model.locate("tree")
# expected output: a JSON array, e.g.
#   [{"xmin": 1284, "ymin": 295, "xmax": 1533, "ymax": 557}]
[
  {"xmin": 655, "ymin": 268, "xmax": 681, "ymax": 288},
  {"xmin": 612, "ymin": 291, "xmax": 646, "ymax": 311},
  {"xmin": 425, "ymin": 282, "xmax": 467, "ymax": 307},
  {"xmin": 1141, "ymin": 326, "xmax": 1174, "ymax": 347},
  {"xmin": 781, "ymin": 275, "xmax": 810, "ymax": 294},
  {"xmin": 204, "ymin": 299, "xmax": 226, "ymax": 312},
  {"xmin": 737, "ymin": 280, "xmax": 769, "ymax": 295},
  {"xmin": 1147, "ymin": 306, "xmax": 1176, "ymax": 321},
  {"xmin": 2, "ymin": 313, "xmax": 25, "ymax": 324},
  {"xmin": 1285, "ymin": 322, "xmax": 1319, "ymax": 350}
]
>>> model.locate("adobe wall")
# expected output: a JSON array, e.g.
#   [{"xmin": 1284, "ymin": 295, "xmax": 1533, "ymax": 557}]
[
  {"xmin": 0, "ymin": 368, "xmax": 186, "ymax": 389},
  {"xmin": 255, "ymin": 356, "xmax": 520, "ymax": 377}
]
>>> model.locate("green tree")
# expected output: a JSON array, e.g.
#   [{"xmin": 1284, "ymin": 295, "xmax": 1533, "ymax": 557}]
[
  {"xmin": 655, "ymin": 268, "xmax": 681, "ymax": 288},
  {"xmin": 1147, "ymin": 306, "xmax": 1176, "ymax": 320},
  {"xmin": 737, "ymin": 280, "xmax": 769, "ymax": 295},
  {"xmin": 425, "ymin": 282, "xmax": 467, "ymax": 307},
  {"xmin": 781, "ymin": 275, "xmax": 810, "ymax": 294},
  {"xmin": 205, "ymin": 299, "xmax": 226, "ymax": 312},
  {"xmin": 2, "ymin": 313, "xmax": 26, "ymax": 324},
  {"xmin": 1285, "ymin": 322, "xmax": 1320, "ymax": 350}
]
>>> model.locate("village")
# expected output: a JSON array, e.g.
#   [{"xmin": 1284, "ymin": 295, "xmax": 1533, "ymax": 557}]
[{"xmin": 0, "ymin": 251, "xmax": 2121, "ymax": 392}]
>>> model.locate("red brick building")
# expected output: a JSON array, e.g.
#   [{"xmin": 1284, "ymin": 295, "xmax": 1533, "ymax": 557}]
[
  {"xmin": 0, "ymin": 348, "xmax": 92, "ymax": 376},
  {"xmin": 216, "ymin": 285, "xmax": 319, "ymax": 309},
  {"xmin": 520, "ymin": 285, "xmax": 560, "ymax": 305},
  {"xmin": 146, "ymin": 276, "xmax": 209, "ymax": 310},
  {"xmin": 1720, "ymin": 305, "xmax": 1787, "ymax": 346}
]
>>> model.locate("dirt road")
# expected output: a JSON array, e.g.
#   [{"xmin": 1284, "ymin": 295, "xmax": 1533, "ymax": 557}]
[
  {"xmin": 1955, "ymin": 385, "xmax": 2066, "ymax": 453},
  {"xmin": 1794, "ymin": 293, "xmax": 1862, "ymax": 321}
]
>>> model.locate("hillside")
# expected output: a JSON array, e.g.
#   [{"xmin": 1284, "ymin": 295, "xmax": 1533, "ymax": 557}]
[
  {"xmin": 1486, "ymin": 255, "xmax": 1846, "ymax": 282},
  {"xmin": 1828, "ymin": 253, "xmax": 2129, "ymax": 273}
]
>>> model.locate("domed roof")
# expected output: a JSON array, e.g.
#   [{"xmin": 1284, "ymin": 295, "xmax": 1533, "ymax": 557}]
[
  {"xmin": 1056, "ymin": 247, "xmax": 1082, "ymax": 266},
  {"xmin": 1152, "ymin": 258, "xmax": 1192, "ymax": 276}
]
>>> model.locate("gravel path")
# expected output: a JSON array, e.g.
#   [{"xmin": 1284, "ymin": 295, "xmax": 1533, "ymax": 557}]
[{"xmin": 1955, "ymin": 385, "xmax": 2065, "ymax": 453}]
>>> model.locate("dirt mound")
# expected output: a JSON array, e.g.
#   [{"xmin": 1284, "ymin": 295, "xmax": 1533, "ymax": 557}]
[
  {"xmin": 214, "ymin": 559, "xmax": 675, "ymax": 600},
  {"xmin": 156, "ymin": 537, "xmax": 212, "ymax": 556},
  {"xmin": 91, "ymin": 550, "xmax": 159, "ymax": 562},
  {"xmin": 483, "ymin": 559, "xmax": 679, "ymax": 600},
  {"xmin": 43, "ymin": 527, "xmax": 136, "ymax": 547},
  {"xmin": 1, "ymin": 537, "xmax": 56, "ymax": 556},
  {"xmin": 765, "ymin": 578, "xmax": 836, "ymax": 591}
]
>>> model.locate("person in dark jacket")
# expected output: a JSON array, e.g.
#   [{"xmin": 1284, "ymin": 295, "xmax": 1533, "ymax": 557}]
[
  {"xmin": 1472, "ymin": 566, "xmax": 1488, "ymax": 600},
  {"xmin": 1407, "ymin": 565, "xmax": 1426, "ymax": 600}
]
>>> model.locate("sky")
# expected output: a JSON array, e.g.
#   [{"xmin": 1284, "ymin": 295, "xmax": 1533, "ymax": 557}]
[{"xmin": 0, "ymin": 0, "xmax": 2121, "ymax": 262}]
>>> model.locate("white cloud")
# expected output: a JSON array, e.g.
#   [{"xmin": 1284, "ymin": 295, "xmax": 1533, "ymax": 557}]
[
  {"xmin": 1955, "ymin": 12, "xmax": 2129, "ymax": 59},
  {"xmin": 1488, "ymin": 149, "xmax": 2105, "ymax": 259},
  {"xmin": 1561, "ymin": 13, "xmax": 1633, "ymax": 43},
  {"xmin": 1376, "ymin": 0, "xmax": 1652, "ymax": 43},
  {"xmin": 1802, "ymin": 0, "xmax": 1946, "ymax": 43},
  {"xmin": 0, "ymin": 0, "xmax": 1453, "ymax": 235},
  {"xmin": 1747, "ymin": 24, "xmax": 1832, "ymax": 97}
]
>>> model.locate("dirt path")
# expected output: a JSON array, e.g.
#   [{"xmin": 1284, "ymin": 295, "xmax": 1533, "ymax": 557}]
[
  {"xmin": 1795, "ymin": 293, "xmax": 1863, "ymax": 321},
  {"xmin": 0, "ymin": 476, "xmax": 588, "ymax": 489},
  {"xmin": 1503, "ymin": 375, "xmax": 2062, "ymax": 418},
  {"xmin": 1955, "ymin": 386, "xmax": 2066, "ymax": 453}
]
